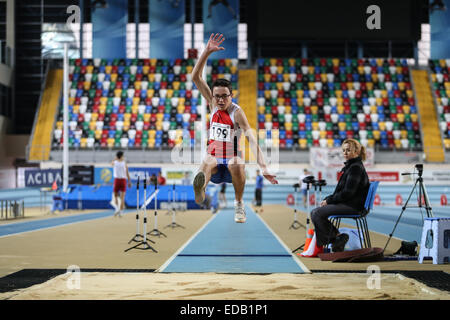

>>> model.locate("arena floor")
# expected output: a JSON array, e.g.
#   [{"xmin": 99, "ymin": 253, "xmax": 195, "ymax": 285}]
[{"xmin": 0, "ymin": 203, "xmax": 449, "ymax": 300}]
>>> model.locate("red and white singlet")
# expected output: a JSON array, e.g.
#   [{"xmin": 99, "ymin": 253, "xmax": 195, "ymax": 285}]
[{"xmin": 207, "ymin": 103, "xmax": 242, "ymax": 159}]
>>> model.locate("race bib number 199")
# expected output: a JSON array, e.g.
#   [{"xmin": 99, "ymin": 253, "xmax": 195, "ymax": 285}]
[{"xmin": 210, "ymin": 122, "xmax": 231, "ymax": 142}]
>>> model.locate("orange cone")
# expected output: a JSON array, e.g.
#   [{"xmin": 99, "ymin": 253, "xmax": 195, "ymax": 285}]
[
  {"xmin": 300, "ymin": 231, "xmax": 324, "ymax": 257},
  {"xmin": 304, "ymin": 228, "xmax": 314, "ymax": 251},
  {"xmin": 51, "ymin": 180, "xmax": 58, "ymax": 191}
]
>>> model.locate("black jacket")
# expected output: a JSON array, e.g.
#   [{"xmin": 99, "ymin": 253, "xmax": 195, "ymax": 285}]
[{"xmin": 324, "ymin": 156, "xmax": 370, "ymax": 211}]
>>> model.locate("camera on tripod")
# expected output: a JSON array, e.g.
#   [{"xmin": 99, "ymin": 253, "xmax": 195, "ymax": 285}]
[
  {"xmin": 401, "ymin": 163, "xmax": 423, "ymax": 177},
  {"xmin": 415, "ymin": 164, "xmax": 423, "ymax": 176}
]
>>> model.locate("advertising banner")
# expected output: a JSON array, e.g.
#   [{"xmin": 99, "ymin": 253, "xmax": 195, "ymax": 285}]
[
  {"xmin": 24, "ymin": 169, "xmax": 62, "ymax": 188},
  {"xmin": 149, "ymin": 0, "xmax": 185, "ymax": 58},
  {"xmin": 92, "ymin": 0, "xmax": 127, "ymax": 58},
  {"xmin": 203, "ymin": 0, "xmax": 239, "ymax": 58}
]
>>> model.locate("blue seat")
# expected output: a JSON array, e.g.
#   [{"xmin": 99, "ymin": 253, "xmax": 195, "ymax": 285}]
[{"xmin": 328, "ymin": 181, "xmax": 380, "ymax": 249}]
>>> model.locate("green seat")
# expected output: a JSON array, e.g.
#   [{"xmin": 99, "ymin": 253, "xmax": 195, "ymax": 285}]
[
  {"xmin": 91, "ymin": 74, "xmax": 98, "ymax": 82},
  {"xmin": 393, "ymin": 122, "xmax": 400, "ymax": 130},
  {"xmin": 292, "ymin": 123, "xmax": 299, "ymax": 131},
  {"xmin": 121, "ymin": 90, "xmax": 127, "ymax": 98},
  {"xmin": 69, "ymin": 59, "xmax": 75, "ymax": 66},
  {"xmin": 110, "ymin": 82, "xmax": 116, "ymax": 90}
]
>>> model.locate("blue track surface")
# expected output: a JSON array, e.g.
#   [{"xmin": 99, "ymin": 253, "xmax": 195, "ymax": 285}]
[
  {"xmin": 159, "ymin": 205, "xmax": 309, "ymax": 273},
  {"xmin": 0, "ymin": 210, "xmax": 118, "ymax": 238}
]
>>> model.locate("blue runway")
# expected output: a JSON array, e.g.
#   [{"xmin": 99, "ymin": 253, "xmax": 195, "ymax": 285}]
[
  {"xmin": 0, "ymin": 210, "xmax": 119, "ymax": 238},
  {"xmin": 159, "ymin": 205, "xmax": 309, "ymax": 274}
]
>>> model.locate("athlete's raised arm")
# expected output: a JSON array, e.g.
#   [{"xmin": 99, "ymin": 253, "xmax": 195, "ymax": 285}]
[{"xmin": 191, "ymin": 33, "xmax": 225, "ymax": 109}]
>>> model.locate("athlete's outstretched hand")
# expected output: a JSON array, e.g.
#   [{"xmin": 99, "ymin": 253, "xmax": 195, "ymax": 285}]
[
  {"xmin": 262, "ymin": 169, "xmax": 278, "ymax": 185},
  {"xmin": 206, "ymin": 33, "xmax": 225, "ymax": 54}
]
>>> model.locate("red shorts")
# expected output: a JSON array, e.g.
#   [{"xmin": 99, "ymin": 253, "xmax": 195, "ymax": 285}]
[{"xmin": 113, "ymin": 178, "xmax": 127, "ymax": 193}]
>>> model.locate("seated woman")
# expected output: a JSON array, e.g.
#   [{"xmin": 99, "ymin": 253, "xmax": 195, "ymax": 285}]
[{"xmin": 311, "ymin": 138, "xmax": 370, "ymax": 252}]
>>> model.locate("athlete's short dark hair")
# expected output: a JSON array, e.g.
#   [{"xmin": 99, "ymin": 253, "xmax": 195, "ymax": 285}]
[{"xmin": 211, "ymin": 78, "xmax": 232, "ymax": 94}]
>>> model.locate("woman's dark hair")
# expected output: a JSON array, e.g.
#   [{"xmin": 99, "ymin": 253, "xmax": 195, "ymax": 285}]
[
  {"xmin": 116, "ymin": 151, "xmax": 124, "ymax": 159},
  {"xmin": 211, "ymin": 78, "xmax": 232, "ymax": 94}
]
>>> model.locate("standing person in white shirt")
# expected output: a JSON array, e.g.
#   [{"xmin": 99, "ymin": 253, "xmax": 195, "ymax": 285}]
[
  {"xmin": 111, "ymin": 151, "xmax": 132, "ymax": 217},
  {"xmin": 299, "ymin": 168, "xmax": 310, "ymax": 208}
]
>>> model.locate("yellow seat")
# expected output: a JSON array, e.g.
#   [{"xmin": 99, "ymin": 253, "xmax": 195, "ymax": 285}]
[
  {"xmin": 277, "ymin": 97, "xmax": 285, "ymax": 105},
  {"xmin": 264, "ymin": 74, "xmax": 271, "ymax": 82},
  {"xmin": 370, "ymin": 106, "xmax": 377, "ymax": 114},
  {"xmin": 114, "ymin": 89, "xmax": 122, "ymax": 97},
  {"xmin": 276, "ymin": 82, "xmax": 283, "ymax": 91},
  {"xmin": 156, "ymin": 113, "xmax": 164, "ymax": 121},
  {"xmin": 308, "ymin": 83, "xmax": 315, "ymax": 90},
  {"xmin": 319, "ymin": 131, "xmax": 327, "ymax": 139},
  {"xmin": 277, "ymin": 66, "xmax": 284, "ymax": 74},
  {"xmin": 394, "ymin": 139, "xmax": 402, "ymax": 149},
  {"xmin": 296, "ymin": 90, "xmax": 304, "ymax": 98},
  {"xmin": 289, "ymin": 58, "xmax": 296, "ymax": 66},
  {"xmin": 264, "ymin": 90, "xmax": 271, "ymax": 99},
  {"xmin": 337, "ymin": 106, "xmax": 344, "ymax": 114},
  {"xmin": 131, "ymin": 105, "xmax": 138, "ymax": 114},
  {"xmin": 148, "ymin": 73, "xmax": 155, "ymax": 82},
  {"xmin": 285, "ymin": 106, "xmax": 291, "ymax": 114},
  {"xmin": 133, "ymin": 97, "xmax": 140, "ymax": 106},
  {"xmin": 124, "ymin": 113, "xmax": 131, "ymax": 122},
  {"xmin": 327, "ymin": 139, "xmax": 334, "ymax": 148},
  {"xmin": 95, "ymin": 129, "xmax": 102, "ymax": 139},
  {"xmin": 299, "ymin": 139, "xmax": 307, "ymax": 149},
  {"xmin": 400, "ymin": 130, "xmax": 408, "ymax": 139},
  {"xmin": 312, "ymin": 122, "xmax": 319, "ymax": 130},
  {"xmin": 346, "ymin": 82, "xmax": 353, "ymax": 90},
  {"xmin": 148, "ymin": 138, "xmax": 155, "ymax": 148},
  {"xmin": 378, "ymin": 122, "xmax": 386, "ymax": 131},
  {"xmin": 73, "ymin": 105, "xmax": 80, "ymax": 114},
  {"xmin": 285, "ymin": 122, "xmax": 293, "ymax": 130},
  {"xmin": 150, "ymin": 58, "xmax": 157, "ymax": 66},
  {"xmin": 338, "ymin": 122, "xmax": 346, "ymax": 131},
  {"xmin": 123, "ymin": 121, "xmax": 130, "ymax": 131},
  {"xmin": 258, "ymin": 106, "xmax": 265, "ymax": 114},
  {"xmin": 105, "ymin": 66, "xmax": 112, "ymax": 74},
  {"xmin": 98, "ymin": 105, "xmax": 106, "ymax": 114},
  {"xmin": 373, "ymin": 130, "xmax": 380, "ymax": 140},
  {"xmin": 366, "ymin": 82, "xmax": 374, "ymax": 91},
  {"xmin": 173, "ymin": 81, "xmax": 180, "ymax": 90},
  {"xmin": 177, "ymin": 105, "xmax": 185, "ymax": 114},
  {"xmin": 89, "ymin": 122, "xmax": 96, "ymax": 131},
  {"xmin": 106, "ymin": 138, "xmax": 114, "ymax": 147},
  {"xmin": 444, "ymin": 139, "xmax": 450, "ymax": 149},
  {"xmin": 258, "ymin": 130, "xmax": 266, "ymax": 139},
  {"xmin": 283, "ymin": 74, "xmax": 290, "ymax": 82},
  {"xmin": 83, "ymin": 82, "xmax": 91, "ymax": 90},
  {"xmin": 367, "ymin": 139, "xmax": 375, "ymax": 147},
  {"xmin": 91, "ymin": 113, "xmax": 98, "ymax": 121},
  {"xmin": 397, "ymin": 113, "xmax": 405, "ymax": 123},
  {"xmin": 270, "ymin": 58, "xmax": 277, "ymax": 66},
  {"xmin": 143, "ymin": 66, "xmax": 150, "ymax": 75},
  {"xmin": 56, "ymin": 121, "xmax": 63, "ymax": 130},
  {"xmin": 332, "ymin": 58, "xmax": 339, "ymax": 67},
  {"xmin": 403, "ymin": 105, "xmax": 410, "ymax": 114},
  {"xmin": 335, "ymin": 90, "xmax": 342, "ymax": 98},
  {"xmin": 80, "ymin": 138, "xmax": 87, "ymax": 148},
  {"xmin": 110, "ymin": 73, "xmax": 117, "ymax": 82},
  {"xmin": 411, "ymin": 114, "xmax": 418, "ymax": 122},
  {"xmin": 100, "ymin": 97, "xmax": 108, "ymax": 105}
]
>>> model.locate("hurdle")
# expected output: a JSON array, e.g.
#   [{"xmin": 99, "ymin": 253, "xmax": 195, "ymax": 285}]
[
  {"xmin": 164, "ymin": 184, "xmax": 185, "ymax": 230},
  {"xmin": 125, "ymin": 178, "xmax": 157, "ymax": 253},
  {"xmin": 147, "ymin": 182, "xmax": 167, "ymax": 238}
]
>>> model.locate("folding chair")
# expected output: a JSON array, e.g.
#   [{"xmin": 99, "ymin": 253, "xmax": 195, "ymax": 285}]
[{"xmin": 328, "ymin": 181, "xmax": 380, "ymax": 249}]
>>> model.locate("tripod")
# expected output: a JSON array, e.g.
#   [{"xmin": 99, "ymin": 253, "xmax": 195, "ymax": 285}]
[
  {"xmin": 165, "ymin": 184, "xmax": 185, "ymax": 229},
  {"xmin": 148, "ymin": 182, "xmax": 167, "ymax": 238},
  {"xmin": 289, "ymin": 183, "xmax": 304, "ymax": 230},
  {"xmin": 125, "ymin": 178, "xmax": 157, "ymax": 253},
  {"xmin": 383, "ymin": 169, "xmax": 434, "ymax": 252},
  {"xmin": 292, "ymin": 175, "xmax": 315, "ymax": 253}
]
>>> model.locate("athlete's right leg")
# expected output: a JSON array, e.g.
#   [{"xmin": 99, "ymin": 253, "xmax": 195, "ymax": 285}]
[{"xmin": 193, "ymin": 155, "xmax": 218, "ymax": 204}]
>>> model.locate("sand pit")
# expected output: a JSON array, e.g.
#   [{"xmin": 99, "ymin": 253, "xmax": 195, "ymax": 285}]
[{"xmin": 1, "ymin": 272, "xmax": 449, "ymax": 300}]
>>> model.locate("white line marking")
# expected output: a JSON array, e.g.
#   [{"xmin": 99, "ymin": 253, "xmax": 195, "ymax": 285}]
[{"xmin": 251, "ymin": 205, "xmax": 311, "ymax": 274}]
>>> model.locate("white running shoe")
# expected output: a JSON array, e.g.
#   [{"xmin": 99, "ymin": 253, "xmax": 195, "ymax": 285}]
[{"xmin": 234, "ymin": 201, "xmax": 246, "ymax": 223}]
